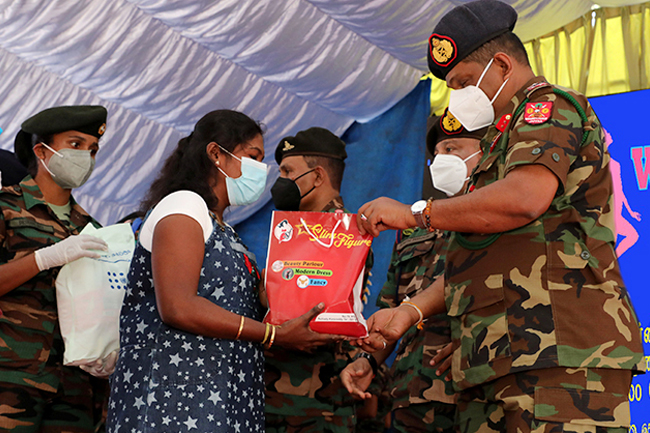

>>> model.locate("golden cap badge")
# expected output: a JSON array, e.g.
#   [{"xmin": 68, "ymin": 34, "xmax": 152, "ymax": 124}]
[
  {"xmin": 282, "ymin": 140, "xmax": 294, "ymax": 152},
  {"xmin": 429, "ymin": 34, "xmax": 456, "ymax": 66},
  {"xmin": 98, "ymin": 123, "xmax": 106, "ymax": 136},
  {"xmin": 441, "ymin": 109, "xmax": 463, "ymax": 135}
]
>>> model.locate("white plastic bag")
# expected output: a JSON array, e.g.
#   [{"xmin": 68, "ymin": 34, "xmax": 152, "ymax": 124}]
[{"xmin": 55, "ymin": 223, "xmax": 135, "ymax": 366}]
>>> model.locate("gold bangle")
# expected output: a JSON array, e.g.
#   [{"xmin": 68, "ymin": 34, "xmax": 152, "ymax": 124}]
[
  {"xmin": 266, "ymin": 325, "xmax": 277, "ymax": 349},
  {"xmin": 261, "ymin": 323, "xmax": 271, "ymax": 345},
  {"xmin": 235, "ymin": 316, "xmax": 245, "ymax": 340},
  {"xmin": 401, "ymin": 301, "xmax": 424, "ymax": 326}
]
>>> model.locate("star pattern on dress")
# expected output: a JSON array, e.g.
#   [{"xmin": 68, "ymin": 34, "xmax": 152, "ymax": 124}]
[{"xmin": 107, "ymin": 222, "xmax": 264, "ymax": 432}]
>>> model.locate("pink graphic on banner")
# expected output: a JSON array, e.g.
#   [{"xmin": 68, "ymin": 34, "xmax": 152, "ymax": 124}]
[
  {"xmin": 630, "ymin": 145, "xmax": 650, "ymax": 190},
  {"xmin": 606, "ymin": 130, "xmax": 642, "ymax": 257}
]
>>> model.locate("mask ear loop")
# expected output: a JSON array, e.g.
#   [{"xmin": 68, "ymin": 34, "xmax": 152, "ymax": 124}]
[
  {"xmin": 36, "ymin": 142, "xmax": 63, "ymax": 178},
  {"xmin": 300, "ymin": 218, "xmax": 342, "ymax": 248},
  {"xmin": 475, "ymin": 57, "xmax": 494, "ymax": 88},
  {"xmin": 463, "ymin": 150, "xmax": 482, "ymax": 163},
  {"xmin": 476, "ymin": 58, "xmax": 509, "ymax": 104}
]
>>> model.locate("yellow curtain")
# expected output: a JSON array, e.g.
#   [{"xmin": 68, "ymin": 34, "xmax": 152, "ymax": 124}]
[{"xmin": 429, "ymin": 2, "xmax": 650, "ymax": 114}]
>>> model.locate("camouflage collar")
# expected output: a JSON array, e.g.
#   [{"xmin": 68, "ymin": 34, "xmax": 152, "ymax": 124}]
[
  {"xmin": 322, "ymin": 196, "xmax": 345, "ymax": 213},
  {"xmin": 494, "ymin": 75, "xmax": 549, "ymax": 124},
  {"xmin": 18, "ymin": 175, "xmax": 48, "ymax": 210},
  {"xmin": 18, "ymin": 175, "xmax": 91, "ymax": 221}
]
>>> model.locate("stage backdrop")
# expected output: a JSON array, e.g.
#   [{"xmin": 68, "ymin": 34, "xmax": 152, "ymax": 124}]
[{"xmin": 590, "ymin": 88, "xmax": 650, "ymax": 429}]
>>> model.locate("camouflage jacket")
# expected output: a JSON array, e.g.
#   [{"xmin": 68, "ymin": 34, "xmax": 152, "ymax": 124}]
[
  {"xmin": 445, "ymin": 77, "xmax": 645, "ymax": 391},
  {"xmin": 0, "ymin": 176, "xmax": 99, "ymax": 391},
  {"xmin": 377, "ymin": 228, "xmax": 455, "ymax": 410},
  {"xmin": 265, "ymin": 196, "xmax": 372, "ymax": 417}
]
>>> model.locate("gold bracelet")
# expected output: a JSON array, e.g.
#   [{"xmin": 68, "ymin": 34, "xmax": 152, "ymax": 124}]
[
  {"xmin": 401, "ymin": 301, "xmax": 424, "ymax": 326},
  {"xmin": 266, "ymin": 325, "xmax": 277, "ymax": 349},
  {"xmin": 261, "ymin": 323, "xmax": 271, "ymax": 345},
  {"xmin": 235, "ymin": 316, "xmax": 245, "ymax": 340}
]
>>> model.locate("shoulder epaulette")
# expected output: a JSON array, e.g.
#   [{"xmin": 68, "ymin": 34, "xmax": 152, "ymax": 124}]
[{"xmin": 524, "ymin": 81, "xmax": 552, "ymax": 98}]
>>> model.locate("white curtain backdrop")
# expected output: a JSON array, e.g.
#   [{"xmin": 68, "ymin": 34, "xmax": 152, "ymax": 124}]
[{"xmin": 0, "ymin": 0, "xmax": 644, "ymax": 224}]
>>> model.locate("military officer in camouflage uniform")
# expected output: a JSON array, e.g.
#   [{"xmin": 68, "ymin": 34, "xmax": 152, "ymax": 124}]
[
  {"xmin": 0, "ymin": 106, "xmax": 109, "ymax": 432},
  {"xmin": 266, "ymin": 127, "xmax": 373, "ymax": 433},
  {"xmin": 342, "ymin": 111, "xmax": 486, "ymax": 433},
  {"xmin": 354, "ymin": 2, "xmax": 645, "ymax": 432}
]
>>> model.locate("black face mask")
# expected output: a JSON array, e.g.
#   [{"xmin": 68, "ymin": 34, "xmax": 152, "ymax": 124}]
[{"xmin": 270, "ymin": 169, "xmax": 316, "ymax": 211}]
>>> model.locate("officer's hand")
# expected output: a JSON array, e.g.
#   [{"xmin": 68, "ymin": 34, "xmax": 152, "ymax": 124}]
[
  {"xmin": 352, "ymin": 306, "xmax": 416, "ymax": 352},
  {"xmin": 341, "ymin": 358, "xmax": 374, "ymax": 400},
  {"xmin": 275, "ymin": 303, "xmax": 345, "ymax": 352},
  {"xmin": 34, "ymin": 234, "xmax": 108, "ymax": 271},
  {"xmin": 430, "ymin": 342, "xmax": 456, "ymax": 381},
  {"xmin": 79, "ymin": 349, "xmax": 119, "ymax": 379},
  {"xmin": 357, "ymin": 197, "xmax": 417, "ymax": 237}
]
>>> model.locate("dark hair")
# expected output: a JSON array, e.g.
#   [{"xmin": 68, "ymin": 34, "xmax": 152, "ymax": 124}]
[
  {"xmin": 303, "ymin": 155, "xmax": 345, "ymax": 192},
  {"xmin": 27, "ymin": 134, "xmax": 53, "ymax": 177},
  {"xmin": 140, "ymin": 110, "xmax": 263, "ymax": 212},
  {"xmin": 464, "ymin": 31, "xmax": 530, "ymax": 67}
]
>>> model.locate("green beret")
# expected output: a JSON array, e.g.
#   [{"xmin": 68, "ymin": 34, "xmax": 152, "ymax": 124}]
[
  {"xmin": 275, "ymin": 127, "xmax": 347, "ymax": 164},
  {"xmin": 427, "ymin": 0, "xmax": 517, "ymax": 80},
  {"xmin": 426, "ymin": 108, "xmax": 488, "ymax": 155},
  {"xmin": 14, "ymin": 105, "xmax": 107, "ymax": 167}
]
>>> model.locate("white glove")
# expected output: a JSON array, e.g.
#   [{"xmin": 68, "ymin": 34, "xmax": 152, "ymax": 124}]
[
  {"xmin": 79, "ymin": 350, "xmax": 119, "ymax": 378},
  {"xmin": 34, "ymin": 234, "xmax": 108, "ymax": 271}
]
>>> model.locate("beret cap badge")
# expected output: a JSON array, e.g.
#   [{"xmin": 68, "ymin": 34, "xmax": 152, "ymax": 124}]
[
  {"xmin": 98, "ymin": 123, "xmax": 106, "ymax": 135},
  {"xmin": 282, "ymin": 141, "xmax": 294, "ymax": 152},
  {"xmin": 441, "ymin": 109, "xmax": 463, "ymax": 134},
  {"xmin": 429, "ymin": 34, "xmax": 456, "ymax": 66}
]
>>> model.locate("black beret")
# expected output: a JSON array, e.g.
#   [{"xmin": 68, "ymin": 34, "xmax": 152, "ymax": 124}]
[
  {"xmin": 426, "ymin": 108, "xmax": 488, "ymax": 155},
  {"xmin": 275, "ymin": 127, "xmax": 346, "ymax": 164},
  {"xmin": 427, "ymin": 0, "xmax": 517, "ymax": 80},
  {"xmin": 14, "ymin": 105, "xmax": 107, "ymax": 167}
]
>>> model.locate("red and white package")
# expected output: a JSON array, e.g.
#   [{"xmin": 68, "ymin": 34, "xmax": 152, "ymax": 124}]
[{"xmin": 264, "ymin": 210, "xmax": 372, "ymax": 338}]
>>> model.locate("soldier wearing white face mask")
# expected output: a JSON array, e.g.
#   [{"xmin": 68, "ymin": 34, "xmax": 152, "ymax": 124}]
[{"xmin": 354, "ymin": 1, "xmax": 644, "ymax": 432}]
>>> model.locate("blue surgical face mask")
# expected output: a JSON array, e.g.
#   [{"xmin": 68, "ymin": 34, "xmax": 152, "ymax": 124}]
[{"xmin": 217, "ymin": 146, "xmax": 268, "ymax": 206}]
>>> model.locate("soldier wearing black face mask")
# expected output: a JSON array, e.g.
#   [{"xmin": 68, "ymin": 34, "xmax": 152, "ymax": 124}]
[
  {"xmin": 266, "ymin": 127, "xmax": 378, "ymax": 433},
  {"xmin": 270, "ymin": 127, "xmax": 347, "ymax": 212}
]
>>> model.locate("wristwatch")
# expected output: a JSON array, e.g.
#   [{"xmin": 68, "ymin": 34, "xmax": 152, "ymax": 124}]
[
  {"xmin": 353, "ymin": 352, "xmax": 378, "ymax": 376},
  {"xmin": 411, "ymin": 200, "xmax": 427, "ymax": 229}
]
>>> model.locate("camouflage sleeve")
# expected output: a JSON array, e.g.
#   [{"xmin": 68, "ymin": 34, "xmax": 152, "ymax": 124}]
[
  {"xmin": 504, "ymin": 90, "xmax": 587, "ymax": 190},
  {"xmin": 376, "ymin": 235, "xmax": 400, "ymax": 310}
]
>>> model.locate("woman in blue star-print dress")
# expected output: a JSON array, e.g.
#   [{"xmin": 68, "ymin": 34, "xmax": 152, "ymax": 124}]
[{"xmin": 106, "ymin": 110, "xmax": 340, "ymax": 433}]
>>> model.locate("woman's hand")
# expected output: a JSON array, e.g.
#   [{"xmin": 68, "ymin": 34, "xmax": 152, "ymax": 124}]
[
  {"xmin": 340, "ymin": 358, "xmax": 374, "ymax": 400},
  {"xmin": 275, "ymin": 303, "xmax": 344, "ymax": 351}
]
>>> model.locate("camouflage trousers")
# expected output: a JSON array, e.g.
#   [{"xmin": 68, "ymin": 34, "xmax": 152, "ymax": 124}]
[
  {"xmin": 265, "ymin": 413, "xmax": 356, "ymax": 433},
  {"xmin": 456, "ymin": 367, "xmax": 633, "ymax": 433},
  {"xmin": 391, "ymin": 401, "xmax": 456, "ymax": 433},
  {"xmin": 0, "ymin": 380, "xmax": 94, "ymax": 433}
]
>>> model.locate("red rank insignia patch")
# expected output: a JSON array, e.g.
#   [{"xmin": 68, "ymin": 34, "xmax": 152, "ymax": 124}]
[
  {"xmin": 496, "ymin": 114, "xmax": 511, "ymax": 132},
  {"xmin": 524, "ymin": 102, "xmax": 553, "ymax": 125}
]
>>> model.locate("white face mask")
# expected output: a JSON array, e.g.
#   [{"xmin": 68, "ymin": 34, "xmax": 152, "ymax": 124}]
[
  {"xmin": 448, "ymin": 58, "xmax": 509, "ymax": 132},
  {"xmin": 429, "ymin": 150, "xmax": 481, "ymax": 196}
]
